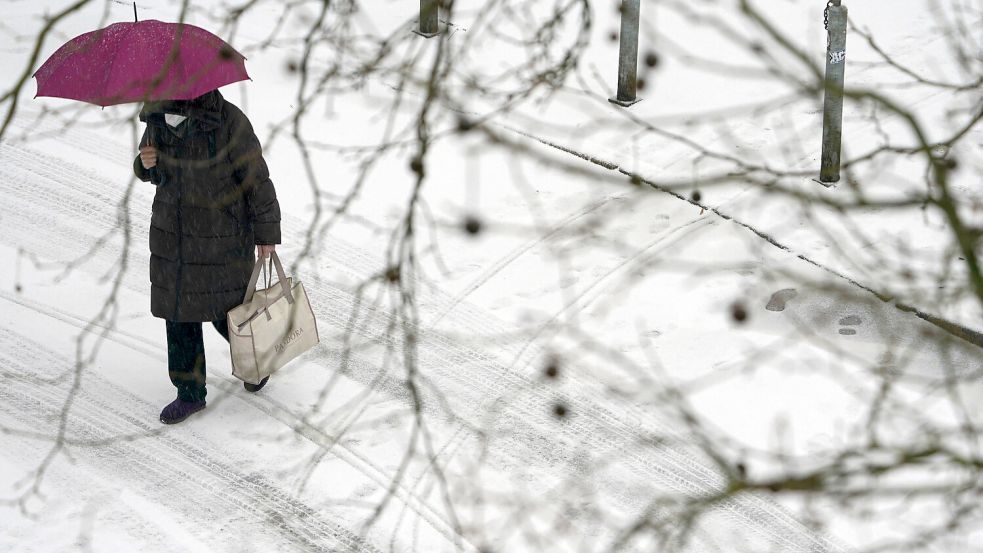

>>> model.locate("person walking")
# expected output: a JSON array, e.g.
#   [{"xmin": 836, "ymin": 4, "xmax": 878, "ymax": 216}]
[{"xmin": 133, "ymin": 89, "xmax": 281, "ymax": 424}]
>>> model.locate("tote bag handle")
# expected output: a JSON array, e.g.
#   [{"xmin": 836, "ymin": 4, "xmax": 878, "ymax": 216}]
[{"xmin": 243, "ymin": 250, "xmax": 294, "ymax": 305}]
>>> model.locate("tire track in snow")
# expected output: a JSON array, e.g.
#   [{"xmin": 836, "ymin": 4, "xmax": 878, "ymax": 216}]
[
  {"xmin": 0, "ymin": 330, "xmax": 383, "ymax": 553},
  {"xmin": 396, "ymin": 229, "xmax": 850, "ymax": 550},
  {"xmin": 0, "ymin": 320, "xmax": 487, "ymax": 553},
  {"xmin": 0, "ymin": 288, "xmax": 478, "ymax": 553},
  {"xmin": 9, "ymin": 112, "xmax": 136, "ymax": 169},
  {"xmin": 402, "ymin": 214, "xmax": 721, "ymax": 541},
  {"xmin": 426, "ymin": 193, "xmax": 628, "ymax": 328},
  {"xmin": 0, "ymin": 133, "xmax": 849, "ymax": 552},
  {"xmin": 506, "ymin": 214, "xmax": 715, "ymax": 368}
]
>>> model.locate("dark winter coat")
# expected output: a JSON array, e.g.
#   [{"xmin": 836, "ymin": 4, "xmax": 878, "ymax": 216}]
[{"xmin": 133, "ymin": 90, "xmax": 281, "ymax": 322}]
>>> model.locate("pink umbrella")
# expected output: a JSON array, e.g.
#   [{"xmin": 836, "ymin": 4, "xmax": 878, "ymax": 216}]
[{"xmin": 33, "ymin": 19, "xmax": 249, "ymax": 107}]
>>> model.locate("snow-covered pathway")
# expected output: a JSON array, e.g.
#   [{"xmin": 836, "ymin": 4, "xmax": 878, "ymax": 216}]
[{"xmin": 2, "ymin": 1, "xmax": 981, "ymax": 552}]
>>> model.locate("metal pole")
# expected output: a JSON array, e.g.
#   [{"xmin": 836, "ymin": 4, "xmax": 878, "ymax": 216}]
[
  {"xmin": 413, "ymin": 0, "xmax": 439, "ymax": 38},
  {"xmin": 133, "ymin": 2, "xmax": 138, "ymax": 22},
  {"xmin": 820, "ymin": 1, "xmax": 847, "ymax": 183},
  {"xmin": 609, "ymin": 0, "xmax": 641, "ymax": 107}
]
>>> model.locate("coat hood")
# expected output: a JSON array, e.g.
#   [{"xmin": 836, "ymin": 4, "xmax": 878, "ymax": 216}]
[{"xmin": 139, "ymin": 89, "xmax": 224, "ymax": 131}]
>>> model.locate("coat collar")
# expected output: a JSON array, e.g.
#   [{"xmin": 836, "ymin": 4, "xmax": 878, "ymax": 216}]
[{"xmin": 139, "ymin": 90, "xmax": 224, "ymax": 132}]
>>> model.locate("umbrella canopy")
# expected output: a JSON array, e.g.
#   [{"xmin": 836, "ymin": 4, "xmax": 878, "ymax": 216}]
[{"xmin": 33, "ymin": 19, "xmax": 249, "ymax": 107}]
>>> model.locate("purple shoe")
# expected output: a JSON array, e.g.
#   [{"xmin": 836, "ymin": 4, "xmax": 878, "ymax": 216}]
[{"xmin": 160, "ymin": 397, "xmax": 206, "ymax": 424}]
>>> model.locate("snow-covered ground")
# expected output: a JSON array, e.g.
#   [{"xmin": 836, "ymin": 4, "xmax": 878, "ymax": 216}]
[{"xmin": 1, "ymin": 1, "xmax": 981, "ymax": 552}]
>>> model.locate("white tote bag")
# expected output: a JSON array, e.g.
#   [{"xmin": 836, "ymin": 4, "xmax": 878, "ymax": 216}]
[{"xmin": 227, "ymin": 251, "xmax": 319, "ymax": 385}]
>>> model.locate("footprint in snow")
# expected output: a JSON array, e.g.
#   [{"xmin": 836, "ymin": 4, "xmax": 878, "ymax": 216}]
[
  {"xmin": 766, "ymin": 288, "xmax": 864, "ymax": 336},
  {"xmin": 765, "ymin": 288, "xmax": 798, "ymax": 312},
  {"xmin": 838, "ymin": 315, "xmax": 862, "ymax": 335}
]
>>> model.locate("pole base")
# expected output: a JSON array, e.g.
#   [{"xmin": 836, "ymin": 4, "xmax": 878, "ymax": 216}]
[
  {"xmin": 818, "ymin": 171, "xmax": 840, "ymax": 184},
  {"xmin": 608, "ymin": 96, "xmax": 641, "ymax": 107},
  {"xmin": 412, "ymin": 28, "xmax": 439, "ymax": 38}
]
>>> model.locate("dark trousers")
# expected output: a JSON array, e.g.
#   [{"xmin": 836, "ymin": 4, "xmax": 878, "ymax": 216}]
[{"xmin": 165, "ymin": 318, "xmax": 231, "ymax": 402}]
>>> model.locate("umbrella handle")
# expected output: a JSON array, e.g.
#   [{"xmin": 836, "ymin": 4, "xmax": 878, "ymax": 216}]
[{"xmin": 145, "ymin": 125, "xmax": 162, "ymax": 184}]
